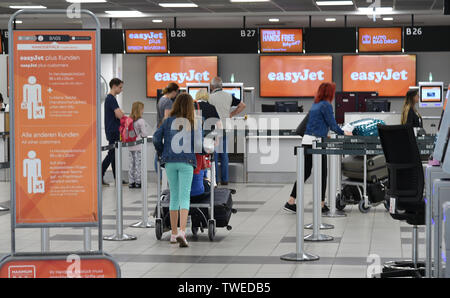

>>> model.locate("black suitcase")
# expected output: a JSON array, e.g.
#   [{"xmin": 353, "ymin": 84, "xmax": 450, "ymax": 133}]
[
  {"xmin": 157, "ymin": 187, "xmax": 236, "ymax": 231},
  {"xmin": 342, "ymin": 155, "xmax": 388, "ymax": 182}
]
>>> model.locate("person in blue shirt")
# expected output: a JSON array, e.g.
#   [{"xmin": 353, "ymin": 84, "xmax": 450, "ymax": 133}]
[
  {"xmin": 101, "ymin": 78, "xmax": 125, "ymax": 186},
  {"xmin": 153, "ymin": 93, "xmax": 203, "ymax": 248},
  {"xmin": 284, "ymin": 82, "xmax": 352, "ymax": 214}
]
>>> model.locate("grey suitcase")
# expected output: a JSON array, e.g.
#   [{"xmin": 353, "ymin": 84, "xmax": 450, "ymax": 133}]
[{"xmin": 342, "ymin": 155, "xmax": 388, "ymax": 182}]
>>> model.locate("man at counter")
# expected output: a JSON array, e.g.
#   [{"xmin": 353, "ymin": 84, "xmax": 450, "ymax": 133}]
[
  {"xmin": 101, "ymin": 78, "xmax": 125, "ymax": 186},
  {"xmin": 209, "ymin": 77, "xmax": 246, "ymax": 185}
]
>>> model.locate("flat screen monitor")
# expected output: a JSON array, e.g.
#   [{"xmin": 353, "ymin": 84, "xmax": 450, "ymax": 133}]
[
  {"xmin": 432, "ymin": 84, "xmax": 450, "ymax": 162},
  {"xmin": 186, "ymin": 83, "xmax": 210, "ymax": 100},
  {"xmin": 366, "ymin": 99, "xmax": 391, "ymax": 112},
  {"xmin": 275, "ymin": 101, "xmax": 298, "ymax": 113},
  {"xmin": 222, "ymin": 83, "xmax": 244, "ymax": 101},
  {"xmin": 125, "ymin": 29, "xmax": 168, "ymax": 53},
  {"xmin": 101, "ymin": 29, "xmax": 124, "ymax": 54},
  {"xmin": 260, "ymin": 28, "xmax": 303, "ymax": 53},
  {"xmin": 261, "ymin": 104, "xmax": 275, "ymax": 112},
  {"xmin": 358, "ymin": 27, "xmax": 402, "ymax": 53},
  {"xmin": 146, "ymin": 56, "xmax": 218, "ymax": 98},
  {"xmin": 419, "ymin": 82, "xmax": 444, "ymax": 108}
]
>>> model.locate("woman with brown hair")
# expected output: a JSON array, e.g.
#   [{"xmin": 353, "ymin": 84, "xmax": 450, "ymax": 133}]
[
  {"xmin": 128, "ymin": 101, "xmax": 149, "ymax": 189},
  {"xmin": 401, "ymin": 89, "xmax": 423, "ymax": 128},
  {"xmin": 153, "ymin": 93, "xmax": 202, "ymax": 247}
]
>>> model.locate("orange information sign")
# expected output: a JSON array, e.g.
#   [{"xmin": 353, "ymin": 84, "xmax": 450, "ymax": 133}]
[
  {"xmin": 342, "ymin": 55, "xmax": 416, "ymax": 97},
  {"xmin": 0, "ymin": 255, "xmax": 120, "ymax": 278},
  {"xmin": 359, "ymin": 27, "xmax": 402, "ymax": 52},
  {"xmin": 260, "ymin": 29, "xmax": 303, "ymax": 53},
  {"xmin": 13, "ymin": 31, "xmax": 98, "ymax": 224},
  {"xmin": 146, "ymin": 56, "xmax": 217, "ymax": 97},
  {"xmin": 259, "ymin": 55, "xmax": 333, "ymax": 97},
  {"xmin": 125, "ymin": 29, "xmax": 168, "ymax": 53}
]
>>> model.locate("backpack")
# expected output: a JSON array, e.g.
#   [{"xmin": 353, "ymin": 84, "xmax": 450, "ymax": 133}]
[{"xmin": 120, "ymin": 116, "xmax": 137, "ymax": 142}]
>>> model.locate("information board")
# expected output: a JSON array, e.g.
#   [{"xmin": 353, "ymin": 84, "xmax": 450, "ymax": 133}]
[
  {"xmin": 404, "ymin": 26, "xmax": 450, "ymax": 52},
  {"xmin": 13, "ymin": 30, "xmax": 98, "ymax": 225},
  {"xmin": 168, "ymin": 28, "xmax": 258, "ymax": 54},
  {"xmin": 259, "ymin": 55, "xmax": 332, "ymax": 97},
  {"xmin": 358, "ymin": 27, "xmax": 402, "ymax": 52},
  {"xmin": 304, "ymin": 28, "xmax": 356, "ymax": 53},
  {"xmin": 125, "ymin": 29, "xmax": 167, "ymax": 53},
  {"xmin": 260, "ymin": 28, "xmax": 302, "ymax": 53},
  {"xmin": 342, "ymin": 55, "xmax": 416, "ymax": 97}
]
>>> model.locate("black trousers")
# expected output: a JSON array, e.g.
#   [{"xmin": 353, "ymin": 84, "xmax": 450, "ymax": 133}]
[
  {"xmin": 102, "ymin": 134, "xmax": 119, "ymax": 180},
  {"xmin": 290, "ymin": 145, "xmax": 328, "ymax": 201}
]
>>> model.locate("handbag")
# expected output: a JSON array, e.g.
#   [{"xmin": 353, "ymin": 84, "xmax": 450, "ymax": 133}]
[
  {"xmin": 33, "ymin": 178, "xmax": 45, "ymax": 193},
  {"xmin": 295, "ymin": 112, "xmax": 310, "ymax": 137},
  {"xmin": 34, "ymin": 104, "xmax": 45, "ymax": 119}
]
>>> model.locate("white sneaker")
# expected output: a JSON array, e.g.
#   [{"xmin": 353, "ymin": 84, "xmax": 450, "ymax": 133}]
[
  {"xmin": 170, "ymin": 234, "xmax": 177, "ymax": 244},
  {"xmin": 176, "ymin": 231, "xmax": 189, "ymax": 248}
]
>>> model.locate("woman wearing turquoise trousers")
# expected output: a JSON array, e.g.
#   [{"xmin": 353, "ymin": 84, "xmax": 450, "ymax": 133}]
[{"xmin": 153, "ymin": 93, "xmax": 203, "ymax": 247}]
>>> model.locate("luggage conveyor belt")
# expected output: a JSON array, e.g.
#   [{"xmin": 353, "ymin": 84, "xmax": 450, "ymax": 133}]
[{"xmin": 307, "ymin": 135, "xmax": 436, "ymax": 213}]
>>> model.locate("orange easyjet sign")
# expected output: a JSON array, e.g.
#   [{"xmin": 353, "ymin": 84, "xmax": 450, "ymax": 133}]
[
  {"xmin": 125, "ymin": 29, "xmax": 167, "ymax": 53},
  {"xmin": 359, "ymin": 27, "xmax": 402, "ymax": 52},
  {"xmin": 260, "ymin": 29, "xmax": 303, "ymax": 53},
  {"xmin": 13, "ymin": 31, "xmax": 98, "ymax": 224},
  {"xmin": 146, "ymin": 56, "xmax": 217, "ymax": 97},
  {"xmin": 343, "ymin": 55, "xmax": 416, "ymax": 97},
  {"xmin": 260, "ymin": 55, "xmax": 332, "ymax": 97}
]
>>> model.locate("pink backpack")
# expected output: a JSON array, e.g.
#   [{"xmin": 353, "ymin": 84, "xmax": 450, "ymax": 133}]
[{"xmin": 120, "ymin": 116, "xmax": 137, "ymax": 142}]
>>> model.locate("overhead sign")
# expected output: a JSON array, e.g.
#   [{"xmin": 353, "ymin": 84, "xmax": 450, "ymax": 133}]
[
  {"xmin": 146, "ymin": 56, "xmax": 217, "ymax": 97},
  {"xmin": 13, "ymin": 30, "xmax": 98, "ymax": 225},
  {"xmin": 404, "ymin": 26, "xmax": 450, "ymax": 52},
  {"xmin": 0, "ymin": 254, "xmax": 120, "ymax": 278},
  {"xmin": 125, "ymin": 29, "xmax": 167, "ymax": 53},
  {"xmin": 259, "ymin": 55, "xmax": 333, "ymax": 97},
  {"xmin": 358, "ymin": 27, "xmax": 402, "ymax": 52},
  {"xmin": 260, "ymin": 29, "xmax": 303, "ymax": 53},
  {"xmin": 342, "ymin": 55, "xmax": 416, "ymax": 97}
]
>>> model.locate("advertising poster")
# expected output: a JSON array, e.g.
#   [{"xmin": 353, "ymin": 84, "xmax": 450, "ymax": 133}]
[
  {"xmin": 125, "ymin": 29, "xmax": 167, "ymax": 53},
  {"xmin": 260, "ymin": 29, "xmax": 303, "ymax": 53},
  {"xmin": 259, "ymin": 55, "xmax": 333, "ymax": 97},
  {"xmin": 0, "ymin": 256, "xmax": 119, "ymax": 278},
  {"xmin": 342, "ymin": 55, "xmax": 416, "ymax": 97},
  {"xmin": 13, "ymin": 31, "xmax": 98, "ymax": 224},
  {"xmin": 359, "ymin": 27, "xmax": 402, "ymax": 52},
  {"xmin": 146, "ymin": 56, "xmax": 218, "ymax": 97}
]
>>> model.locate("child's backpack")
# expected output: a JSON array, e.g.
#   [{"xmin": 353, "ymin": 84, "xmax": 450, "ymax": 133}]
[{"xmin": 120, "ymin": 116, "xmax": 137, "ymax": 142}]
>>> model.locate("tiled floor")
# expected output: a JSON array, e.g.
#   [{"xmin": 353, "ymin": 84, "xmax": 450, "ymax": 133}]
[{"xmin": 0, "ymin": 179, "xmax": 425, "ymax": 278}]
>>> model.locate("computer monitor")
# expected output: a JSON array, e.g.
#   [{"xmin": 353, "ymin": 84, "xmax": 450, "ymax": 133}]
[
  {"xmin": 261, "ymin": 104, "xmax": 275, "ymax": 112},
  {"xmin": 365, "ymin": 99, "xmax": 391, "ymax": 112},
  {"xmin": 186, "ymin": 83, "xmax": 209, "ymax": 100},
  {"xmin": 275, "ymin": 101, "xmax": 298, "ymax": 113},
  {"xmin": 222, "ymin": 83, "xmax": 244, "ymax": 101},
  {"xmin": 419, "ymin": 82, "xmax": 444, "ymax": 108}
]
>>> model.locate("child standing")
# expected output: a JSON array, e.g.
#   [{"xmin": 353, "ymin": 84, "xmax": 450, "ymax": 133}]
[{"xmin": 129, "ymin": 101, "xmax": 148, "ymax": 189}]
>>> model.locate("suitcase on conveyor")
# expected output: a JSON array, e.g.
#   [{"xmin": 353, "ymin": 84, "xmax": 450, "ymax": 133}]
[{"xmin": 342, "ymin": 155, "xmax": 388, "ymax": 183}]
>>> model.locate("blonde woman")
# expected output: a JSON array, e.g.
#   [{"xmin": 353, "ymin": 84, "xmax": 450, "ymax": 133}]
[
  {"xmin": 153, "ymin": 93, "xmax": 203, "ymax": 247},
  {"xmin": 401, "ymin": 90, "xmax": 423, "ymax": 128},
  {"xmin": 128, "ymin": 101, "xmax": 149, "ymax": 189}
]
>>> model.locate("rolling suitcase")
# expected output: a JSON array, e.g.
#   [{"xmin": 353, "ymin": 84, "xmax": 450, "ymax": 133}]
[
  {"xmin": 343, "ymin": 118, "xmax": 385, "ymax": 137},
  {"xmin": 342, "ymin": 155, "xmax": 388, "ymax": 182}
]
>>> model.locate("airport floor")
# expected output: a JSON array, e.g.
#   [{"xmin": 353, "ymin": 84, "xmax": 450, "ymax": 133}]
[{"xmin": 0, "ymin": 179, "xmax": 425, "ymax": 278}]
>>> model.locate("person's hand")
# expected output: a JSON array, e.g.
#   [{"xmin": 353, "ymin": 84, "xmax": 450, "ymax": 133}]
[{"xmin": 344, "ymin": 131, "xmax": 353, "ymax": 136}]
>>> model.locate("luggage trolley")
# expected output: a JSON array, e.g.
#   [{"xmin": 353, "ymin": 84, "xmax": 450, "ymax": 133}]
[{"xmin": 154, "ymin": 152, "xmax": 236, "ymax": 241}]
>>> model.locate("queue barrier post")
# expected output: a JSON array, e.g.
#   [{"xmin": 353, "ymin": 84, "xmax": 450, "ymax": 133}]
[
  {"xmin": 281, "ymin": 147, "xmax": 319, "ymax": 262},
  {"xmin": 41, "ymin": 228, "xmax": 50, "ymax": 252},
  {"xmin": 104, "ymin": 141, "xmax": 137, "ymax": 241},
  {"xmin": 305, "ymin": 141, "xmax": 334, "ymax": 242},
  {"xmin": 323, "ymin": 153, "xmax": 346, "ymax": 218},
  {"xmin": 83, "ymin": 227, "xmax": 92, "ymax": 251},
  {"xmin": 131, "ymin": 137, "xmax": 154, "ymax": 228}
]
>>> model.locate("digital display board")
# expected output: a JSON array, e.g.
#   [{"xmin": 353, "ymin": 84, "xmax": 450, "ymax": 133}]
[
  {"xmin": 358, "ymin": 27, "xmax": 402, "ymax": 52},
  {"xmin": 260, "ymin": 28, "xmax": 302, "ymax": 53},
  {"xmin": 304, "ymin": 28, "xmax": 356, "ymax": 53},
  {"xmin": 125, "ymin": 29, "xmax": 167, "ymax": 53}
]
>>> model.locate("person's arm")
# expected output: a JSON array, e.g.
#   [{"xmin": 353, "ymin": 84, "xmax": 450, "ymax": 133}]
[
  {"xmin": 322, "ymin": 103, "xmax": 345, "ymax": 135},
  {"xmin": 114, "ymin": 108, "xmax": 124, "ymax": 119},
  {"xmin": 164, "ymin": 109, "xmax": 171, "ymax": 120},
  {"xmin": 229, "ymin": 95, "xmax": 246, "ymax": 118}
]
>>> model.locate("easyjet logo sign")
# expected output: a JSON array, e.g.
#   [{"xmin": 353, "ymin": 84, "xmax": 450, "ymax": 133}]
[
  {"xmin": 154, "ymin": 70, "xmax": 211, "ymax": 84},
  {"xmin": 128, "ymin": 31, "xmax": 164, "ymax": 41},
  {"xmin": 267, "ymin": 70, "xmax": 325, "ymax": 83},
  {"xmin": 350, "ymin": 69, "xmax": 408, "ymax": 83}
]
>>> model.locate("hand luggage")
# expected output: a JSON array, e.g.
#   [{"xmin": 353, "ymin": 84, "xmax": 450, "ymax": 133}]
[
  {"xmin": 342, "ymin": 155, "xmax": 388, "ymax": 182},
  {"xmin": 344, "ymin": 118, "xmax": 385, "ymax": 137}
]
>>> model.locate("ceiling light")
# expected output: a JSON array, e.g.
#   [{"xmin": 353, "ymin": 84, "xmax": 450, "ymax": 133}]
[
  {"xmin": 358, "ymin": 7, "xmax": 393, "ymax": 14},
  {"xmin": 105, "ymin": 10, "xmax": 145, "ymax": 17},
  {"xmin": 152, "ymin": 19, "xmax": 163, "ymax": 23},
  {"xmin": 158, "ymin": 3, "xmax": 198, "ymax": 7},
  {"xmin": 316, "ymin": 1, "xmax": 353, "ymax": 5},
  {"xmin": 268, "ymin": 18, "xmax": 279, "ymax": 22},
  {"xmin": 66, "ymin": 0, "xmax": 107, "ymax": 3},
  {"xmin": 14, "ymin": 20, "xmax": 23, "ymax": 24},
  {"xmin": 230, "ymin": 0, "xmax": 270, "ymax": 2},
  {"xmin": 325, "ymin": 18, "xmax": 336, "ymax": 22},
  {"xmin": 9, "ymin": 5, "xmax": 47, "ymax": 9},
  {"xmin": 383, "ymin": 17, "xmax": 394, "ymax": 21}
]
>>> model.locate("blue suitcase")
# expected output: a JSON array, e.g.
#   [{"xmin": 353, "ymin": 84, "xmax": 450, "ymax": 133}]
[{"xmin": 349, "ymin": 118, "xmax": 385, "ymax": 137}]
